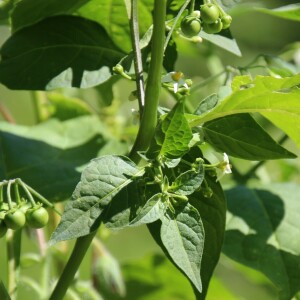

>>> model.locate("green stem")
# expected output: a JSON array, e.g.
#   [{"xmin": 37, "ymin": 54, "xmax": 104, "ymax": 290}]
[
  {"xmin": 49, "ymin": 231, "xmax": 97, "ymax": 300},
  {"xmin": 130, "ymin": 0, "xmax": 145, "ymax": 113},
  {"xmin": 20, "ymin": 181, "xmax": 61, "ymax": 216},
  {"xmin": 6, "ymin": 228, "xmax": 22, "ymax": 300},
  {"xmin": 130, "ymin": 0, "xmax": 167, "ymax": 163},
  {"xmin": 189, "ymin": 0, "xmax": 195, "ymax": 14},
  {"xmin": 30, "ymin": 91, "xmax": 47, "ymax": 123}
]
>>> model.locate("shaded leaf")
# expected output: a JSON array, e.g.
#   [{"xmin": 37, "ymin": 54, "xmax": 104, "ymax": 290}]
[
  {"xmin": 49, "ymin": 155, "xmax": 143, "ymax": 244},
  {"xmin": 161, "ymin": 203, "xmax": 204, "ymax": 293},
  {"xmin": 47, "ymin": 93, "xmax": 92, "ymax": 121},
  {"xmin": 203, "ymin": 113, "xmax": 296, "ymax": 160},
  {"xmin": 11, "ymin": 0, "xmax": 90, "ymax": 32},
  {"xmin": 0, "ymin": 16, "xmax": 125, "ymax": 90},
  {"xmin": 0, "ymin": 116, "xmax": 112, "ymax": 201},
  {"xmin": 163, "ymin": 38, "xmax": 178, "ymax": 72},
  {"xmin": 94, "ymin": 75, "xmax": 119, "ymax": 106},
  {"xmin": 256, "ymin": 4, "xmax": 300, "ymax": 22},
  {"xmin": 106, "ymin": 253, "xmax": 195, "ymax": 300},
  {"xmin": 0, "ymin": 281, "xmax": 10, "ymax": 300},
  {"xmin": 187, "ymin": 74, "xmax": 300, "ymax": 148},
  {"xmin": 223, "ymin": 184, "xmax": 300, "ymax": 300}
]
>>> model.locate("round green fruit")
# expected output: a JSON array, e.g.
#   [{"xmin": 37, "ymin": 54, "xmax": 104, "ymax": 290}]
[
  {"xmin": 200, "ymin": 4, "xmax": 220, "ymax": 24},
  {"xmin": 26, "ymin": 207, "xmax": 49, "ymax": 229},
  {"xmin": 203, "ymin": 18, "xmax": 223, "ymax": 34},
  {"xmin": 4, "ymin": 210, "xmax": 26, "ymax": 230},
  {"xmin": 0, "ymin": 220, "xmax": 8, "ymax": 238},
  {"xmin": 181, "ymin": 16, "xmax": 201, "ymax": 37},
  {"xmin": 221, "ymin": 15, "xmax": 232, "ymax": 29}
]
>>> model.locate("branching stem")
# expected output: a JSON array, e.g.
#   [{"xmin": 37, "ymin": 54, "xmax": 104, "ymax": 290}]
[{"xmin": 130, "ymin": 0, "xmax": 167, "ymax": 163}]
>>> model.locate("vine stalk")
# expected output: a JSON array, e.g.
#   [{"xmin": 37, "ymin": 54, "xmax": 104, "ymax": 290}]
[
  {"xmin": 49, "ymin": 1, "xmax": 167, "ymax": 299},
  {"xmin": 130, "ymin": 0, "xmax": 167, "ymax": 163}
]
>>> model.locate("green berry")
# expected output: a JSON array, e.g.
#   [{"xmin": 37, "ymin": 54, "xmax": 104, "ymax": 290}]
[
  {"xmin": 203, "ymin": 18, "xmax": 223, "ymax": 34},
  {"xmin": 200, "ymin": 4, "xmax": 220, "ymax": 24},
  {"xmin": 26, "ymin": 207, "xmax": 49, "ymax": 229},
  {"xmin": 0, "ymin": 220, "xmax": 8, "ymax": 238},
  {"xmin": 4, "ymin": 210, "xmax": 26, "ymax": 230},
  {"xmin": 221, "ymin": 15, "xmax": 232, "ymax": 29},
  {"xmin": 181, "ymin": 16, "xmax": 202, "ymax": 37}
]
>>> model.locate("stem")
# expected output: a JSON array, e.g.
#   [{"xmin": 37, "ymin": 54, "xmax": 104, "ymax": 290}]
[
  {"xmin": 130, "ymin": 0, "xmax": 145, "ymax": 113},
  {"xmin": 17, "ymin": 180, "xmax": 36, "ymax": 207},
  {"xmin": 189, "ymin": 0, "xmax": 195, "ymax": 14},
  {"xmin": 6, "ymin": 228, "xmax": 22, "ymax": 300},
  {"xmin": 30, "ymin": 91, "xmax": 48, "ymax": 123},
  {"xmin": 20, "ymin": 181, "xmax": 61, "ymax": 216},
  {"xmin": 49, "ymin": 231, "xmax": 97, "ymax": 300},
  {"xmin": 0, "ymin": 102, "xmax": 15, "ymax": 123},
  {"xmin": 129, "ymin": 0, "xmax": 167, "ymax": 163}
]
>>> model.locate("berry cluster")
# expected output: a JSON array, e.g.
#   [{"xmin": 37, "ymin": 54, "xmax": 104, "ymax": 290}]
[
  {"xmin": 0, "ymin": 179, "xmax": 49, "ymax": 238},
  {"xmin": 180, "ymin": 1, "xmax": 232, "ymax": 37}
]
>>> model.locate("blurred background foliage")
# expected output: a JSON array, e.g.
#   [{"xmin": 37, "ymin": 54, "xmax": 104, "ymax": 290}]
[{"xmin": 0, "ymin": 0, "xmax": 300, "ymax": 299}]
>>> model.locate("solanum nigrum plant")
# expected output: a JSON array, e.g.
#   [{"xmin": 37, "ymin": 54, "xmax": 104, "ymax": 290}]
[{"xmin": 0, "ymin": 0, "xmax": 300, "ymax": 299}]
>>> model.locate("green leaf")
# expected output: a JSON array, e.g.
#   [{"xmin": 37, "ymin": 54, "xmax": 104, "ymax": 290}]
[
  {"xmin": 188, "ymin": 74, "xmax": 300, "ymax": 148},
  {"xmin": 202, "ymin": 113, "xmax": 296, "ymax": 160},
  {"xmin": 113, "ymin": 254, "xmax": 195, "ymax": 300},
  {"xmin": 223, "ymin": 184, "xmax": 300, "ymax": 300},
  {"xmin": 199, "ymin": 30, "xmax": 242, "ymax": 57},
  {"xmin": 170, "ymin": 161, "xmax": 204, "ymax": 195},
  {"xmin": 77, "ymin": 0, "xmax": 153, "ymax": 53},
  {"xmin": 150, "ymin": 101, "xmax": 193, "ymax": 159},
  {"xmin": 11, "ymin": 0, "xmax": 90, "ymax": 32},
  {"xmin": 160, "ymin": 203, "xmax": 204, "ymax": 293},
  {"xmin": 194, "ymin": 94, "xmax": 218, "ymax": 116},
  {"xmin": 129, "ymin": 193, "xmax": 167, "ymax": 227},
  {"xmin": 94, "ymin": 75, "xmax": 119, "ymax": 106},
  {"xmin": 256, "ymin": 4, "xmax": 300, "ymax": 22},
  {"xmin": 0, "ymin": 15, "xmax": 125, "ymax": 90},
  {"xmin": 189, "ymin": 177, "xmax": 227, "ymax": 299},
  {"xmin": 0, "ymin": 116, "xmax": 112, "ymax": 201},
  {"xmin": 163, "ymin": 38, "xmax": 178, "ymax": 72},
  {"xmin": 148, "ymin": 173, "xmax": 226, "ymax": 299},
  {"xmin": 47, "ymin": 93, "xmax": 92, "ymax": 121},
  {"xmin": 0, "ymin": 281, "xmax": 10, "ymax": 300},
  {"xmin": 49, "ymin": 155, "xmax": 144, "ymax": 244}
]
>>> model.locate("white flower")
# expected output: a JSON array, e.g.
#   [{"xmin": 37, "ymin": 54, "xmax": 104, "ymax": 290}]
[
  {"xmin": 216, "ymin": 153, "xmax": 232, "ymax": 181},
  {"xmin": 161, "ymin": 71, "xmax": 189, "ymax": 93}
]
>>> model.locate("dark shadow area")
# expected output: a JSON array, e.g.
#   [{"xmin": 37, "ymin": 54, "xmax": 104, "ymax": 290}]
[
  {"xmin": 0, "ymin": 131, "xmax": 104, "ymax": 201},
  {"xmin": 223, "ymin": 186, "xmax": 300, "ymax": 299}
]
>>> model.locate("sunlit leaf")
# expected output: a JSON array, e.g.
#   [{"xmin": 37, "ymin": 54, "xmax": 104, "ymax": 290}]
[
  {"xmin": 199, "ymin": 30, "xmax": 242, "ymax": 57},
  {"xmin": 188, "ymin": 74, "xmax": 300, "ymax": 148},
  {"xmin": 77, "ymin": 0, "xmax": 153, "ymax": 53},
  {"xmin": 49, "ymin": 155, "xmax": 144, "ymax": 244},
  {"xmin": 161, "ymin": 203, "xmax": 204, "ymax": 293},
  {"xmin": 11, "ymin": 0, "xmax": 90, "ymax": 31},
  {"xmin": 203, "ymin": 113, "xmax": 296, "ymax": 160}
]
